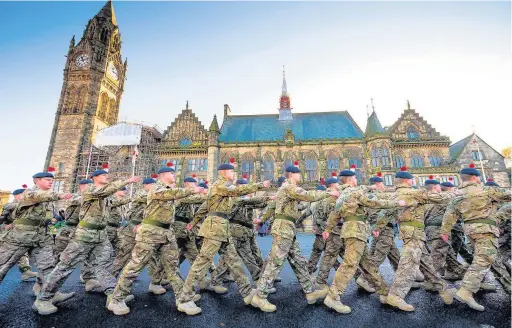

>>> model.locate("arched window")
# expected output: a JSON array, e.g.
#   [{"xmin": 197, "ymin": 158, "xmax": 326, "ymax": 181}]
[
  {"xmin": 326, "ymin": 152, "xmax": 340, "ymax": 176},
  {"xmin": 304, "ymin": 154, "xmax": 318, "ymax": 182},
  {"xmin": 63, "ymin": 85, "xmax": 76, "ymax": 113},
  {"xmin": 348, "ymin": 157, "xmax": 362, "ymax": 169},
  {"xmin": 282, "ymin": 152, "xmax": 296, "ymax": 173},
  {"xmin": 74, "ymin": 86, "xmax": 87, "ymax": 113},
  {"xmin": 394, "ymin": 154, "xmax": 405, "ymax": 168},
  {"xmin": 262, "ymin": 153, "xmax": 275, "ymax": 181},
  {"xmin": 100, "ymin": 28, "xmax": 109, "ymax": 43},
  {"xmin": 371, "ymin": 147, "xmax": 380, "ymax": 167},
  {"xmin": 410, "ymin": 153, "xmax": 424, "ymax": 168},
  {"xmin": 98, "ymin": 93, "xmax": 109, "ymax": 120},
  {"xmin": 107, "ymin": 98, "xmax": 116, "ymax": 123},
  {"xmin": 407, "ymin": 126, "xmax": 420, "ymax": 139},
  {"xmin": 381, "ymin": 147, "xmax": 390, "ymax": 167},
  {"xmin": 429, "ymin": 152, "xmax": 441, "ymax": 167},
  {"xmin": 241, "ymin": 157, "xmax": 254, "ymax": 179}
]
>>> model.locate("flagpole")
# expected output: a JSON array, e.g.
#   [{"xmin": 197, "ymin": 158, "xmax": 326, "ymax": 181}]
[
  {"xmin": 85, "ymin": 143, "xmax": 94, "ymax": 178},
  {"xmin": 472, "ymin": 126, "xmax": 487, "ymax": 182},
  {"xmin": 130, "ymin": 144, "xmax": 138, "ymax": 198}
]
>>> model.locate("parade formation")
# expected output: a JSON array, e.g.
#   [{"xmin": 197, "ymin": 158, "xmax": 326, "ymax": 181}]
[{"xmin": 0, "ymin": 159, "xmax": 509, "ymax": 318}]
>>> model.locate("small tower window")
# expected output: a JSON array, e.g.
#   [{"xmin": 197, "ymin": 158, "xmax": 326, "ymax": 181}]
[
  {"xmin": 407, "ymin": 126, "xmax": 420, "ymax": 139},
  {"xmin": 179, "ymin": 137, "xmax": 191, "ymax": 147}
]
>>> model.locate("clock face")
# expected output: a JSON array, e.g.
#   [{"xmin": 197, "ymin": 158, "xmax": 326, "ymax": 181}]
[
  {"xmin": 75, "ymin": 54, "xmax": 89, "ymax": 67},
  {"xmin": 108, "ymin": 62, "xmax": 119, "ymax": 81}
]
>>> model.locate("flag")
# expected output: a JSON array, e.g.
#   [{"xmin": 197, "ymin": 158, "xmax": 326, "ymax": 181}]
[{"xmin": 132, "ymin": 145, "xmax": 139, "ymax": 165}]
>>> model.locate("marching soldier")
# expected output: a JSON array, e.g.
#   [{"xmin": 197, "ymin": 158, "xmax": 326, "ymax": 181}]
[
  {"xmin": 0, "ymin": 186, "xmax": 38, "ymax": 282},
  {"xmin": 106, "ymin": 187, "xmax": 130, "ymax": 253},
  {"xmin": 251, "ymin": 164, "xmax": 336, "ymax": 313},
  {"xmin": 441, "ymin": 165, "xmax": 510, "ymax": 311},
  {"xmin": 322, "ymin": 168, "xmax": 405, "ymax": 314},
  {"xmin": 178, "ymin": 159, "xmax": 270, "ymax": 315},
  {"xmin": 491, "ymin": 202, "xmax": 511, "ymax": 293},
  {"xmin": 108, "ymin": 163, "xmax": 203, "ymax": 315},
  {"xmin": 34, "ymin": 165, "xmax": 139, "ymax": 315},
  {"xmin": 385, "ymin": 167, "xmax": 455, "ymax": 312}
]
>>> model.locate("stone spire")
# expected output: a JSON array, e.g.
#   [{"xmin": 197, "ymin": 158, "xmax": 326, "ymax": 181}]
[
  {"xmin": 365, "ymin": 99, "xmax": 385, "ymax": 136},
  {"xmin": 96, "ymin": 0, "xmax": 117, "ymax": 26},
  {"xmin": 209, "ymin": 114, "xmax": 220, "ymax": 132}
]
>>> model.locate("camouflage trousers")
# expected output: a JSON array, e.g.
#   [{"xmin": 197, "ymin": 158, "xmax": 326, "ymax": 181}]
[
  {"xmin": 256, "ymin": 235, "xmax": 314, "ymax": 298},
  {"xmin": 491, "ymin": 249, "xmax": 511, "ymax": 293},
  {"xmin": 53, "ymin": 226, "xmax": 95, "ymax": 280},
  {"xmin": 462, "ymin": 234, "xmax": 498, "ymax": 293},
  {"xmin": 213, "ymin": 234, "xmax": 264, "ymax": 283},
  {"xmin": 427, "ymin": 227, "xmax": 465, "ymax": 277},
  {"xmin": 0, "ymin": 238, "xmax": 55, "ymax": 286},
  {"xmin": 111, "ymin": 232, "xmax": 137, "ymax": 277},
  {"xmin": 39, "ymin": 238, "xmax": 116, "ymax": 301},
  {"xmin": 316, "ymin": 233, "xmax": 345, "ymax": 286},
  {"xmin": 328, "ymin": 238, "xmax": 388, "ymax": 300},
  {"xmin": 308, "ymin": 234, "xmax": 326, "ymax": 274},
  {"xmin": 389, "ymin": 238, "xmax": 447, "ymax": 299},
  {"xmin": 113, "ymin": 237, "xmax": 184, "ymax": 302},
  {"xmin": 179, "ymin": 237, "xmax": 252, "ymax": 303},
  {"xmin": 177, "ymin": 235, "xmax": 199, "ymax": 266},
  {"xmin": 368, "ymin": 227, "xmax": 400, "ymax": 271},
  {"xmin": 452, "ymin": 229, "xmax": 474, "ymax": 264},
  {"xmin": 106, "ymin": 226, "xmax": 119, "ymax": 253}
]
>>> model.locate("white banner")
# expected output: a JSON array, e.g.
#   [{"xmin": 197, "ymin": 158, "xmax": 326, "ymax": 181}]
[{"xmin": 94, "ymin": 123, "xmax": 142, "ymax": 147}]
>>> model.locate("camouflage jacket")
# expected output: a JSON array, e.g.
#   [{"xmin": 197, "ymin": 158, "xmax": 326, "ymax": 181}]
[
  {"xmin": 271, "ymin": 180, "xmax": 329, "ymax": 240},
  {"xmin": 374, "ymin": 208, "xmax": 399, "ymax": 238},
  {"xmin": 260, "ymin": 200, "xmax": 276, "ymax": 224},
  {"xmin": 365, "ymin": 190, "xmax": 394, "ymax": 225},
  {"xmin": 63, "ymin": 194, "xmax": 82, "ymax": 226},
  {"xmin": 75, "ymin": 180, "xmax": 128, "ymax": 243},
  {"xmin": 424, "ymin": 191, "xmax": 459, "ymax": 239},
  {"xmin": 229, "ymin": 196, "xmax": 267, "ymax": 239},
  {"xmin": 441, "ymin": 181, "xmax": 511, "ymax": 240},
  {"xmin": 197, "ymin": 177, "xmax": 264, "ymax": 242},
  {"xmin": 299, "ymin": 200, "xmax": 329, "ymax": 235},
  {"xmin": 119, "ymin": 189, "xmax": 147, "ymax": 239},
  {"xmin": 107, "ymin": 196, "xmax": 130, "ymax": 226},
  {"xmin": 393, "ymin": 184, "xmax": 450, "ymax": 241},
  {"xmin": 493, "ymin": 203, "xmax": 511, "ymax": 249},
  {"xmin": 0, "ymin": 201, "xmax": 17, "ymax": 225},
  {"xmin": 326, "ymin": 184, "xmax": 399, "ymax": 242},
  {"xmin": 173, "ymin": 194, "xmax": 206, "ymax": 239},
  {"xmin": 137, "ymin": 180, "xmax": 195, "ymax": 244}
]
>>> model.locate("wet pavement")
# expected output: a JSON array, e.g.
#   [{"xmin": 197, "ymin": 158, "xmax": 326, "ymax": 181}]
[{"xmin": 0, "ymin": 234, "xmax": 510, "ymax": 328}]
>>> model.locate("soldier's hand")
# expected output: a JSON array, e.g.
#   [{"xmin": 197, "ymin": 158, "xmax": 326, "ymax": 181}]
[
  {"xmin": 269, "ymin": 194, "xmax": 277, "ymax": 200},
  {"xmin": 193, "ymin": 187, "xmax": 204, "ymax": 194},
  {"xmin": 186, "ymin": 223, "xmax": 194, "ymax": 231},
  {"xmin": 4, "ymin": 224, "xmax": 12, "ymax": 230},
  {"xmin": 398, "ymin": 200, "xmax": 406, "ymax": 207},
  {"xmin": 254, "ymin": 218, "xmax": 262, "ymax": 225},
  {"xmin": 322, "ymin": 231, "xmax": 329, "ymax": 240},
  {"xmin": 328, "ymin": 190, "xmax": 340, "ymax": 198},
  {"xmin": 369, "ymin": 184, "xmax": 378, "ymax": 190},
  {"xmin": 133, "ymin": 224, "xmax": 140, "ymax": 234},
  {"xmin": 59, "ymin": 193, "xmax": 73, "ymax": 200},
  {"xmin": 126, "ymin": 176, "xmax": 140, "ymax": 184},
  {"xmin": 441, "ymin": 234, "xmax": 450, "ymax": 243},
  {"xmin": 372, "ymin": 230, "xmax": 380, "ymax": 238},
  {"xmin": 262, "ymin": 180, "xmax": 271, "ymax": 188}
]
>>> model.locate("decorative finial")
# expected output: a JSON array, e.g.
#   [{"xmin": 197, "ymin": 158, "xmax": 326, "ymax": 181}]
[
  {"xmin": 366, "ymin": 105, "xmax": 369, "ymax": 118},
  {"xmin": 186, "ymin": 100, "xmax": 189, "ymax": 110},
  {"xmin": 407, "ymin": 100, "xmax": 411, "ymax": 110},
  {"xmin": 282, "ymin": 65, "xmax": 287, "ymax": 95},
  {"xmin": 371, "ymin": 98, "xmax": 375, "ymax": 113}
]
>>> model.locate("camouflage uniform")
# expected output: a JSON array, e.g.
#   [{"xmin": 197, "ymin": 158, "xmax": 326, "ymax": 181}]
[
  {"xmin": 441, "ymin": 182, "xmax": 510, "ymax": 293},
  {"xmin": 424, "ymin": 191, "xmax": 466, "ymax": 277},
  {"xmin": 178, "ymin": 177, "xmax": 265, "ymax": 304},
  {"xmin": 387, "ymin": 184, "xmax": 450, "ymax": 300},
  {"xmin": 53, "ymin": 195, "xmax": 81, "ymax": 258},
  {"xmin": 491, "ymin": 202, "xmax": 511, "ymax": 292},
  {"xmin": 106, "ymin": 196, "xmax": 130, "ymax": 252},
  {"xmin": 38, "ymin": 181, "xmax": 128, "ymax": 301},
  {"xmin": 0, "ymin": 201, "xmax": 34, "ymax": 274},
  {"xmin": 315, "ymin": 187, "xmax": 345, "ymax": 287},
  {"xmin": 325, "ymin": 185, "xmax": 398, "ymax": 301},
  {"xmin": 173, "ymin": 194, "xmax": 205, "ymax": 266},
  {"xmin": 371, "ymin": 208, "xmax": 400, "ymax": 272},
  {"xmin": 111, "ymin": 189, "xmax": 147, "ymax": 277},
  {"xmin": 112, "ymin": 181, "xmax": 196, "ymax": 302},
  {"xmin": 0, "ymin": 187, "xmax": 59, "ymax": 286},
  {"xmin": 212, "ymin": 196, "xmax": 267, "ymax": 283},
  {"xmin": 255, "ymin": 181, "xmax": 329, "ymax": 299}
]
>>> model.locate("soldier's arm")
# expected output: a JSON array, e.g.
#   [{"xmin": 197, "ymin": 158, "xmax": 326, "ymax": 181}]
[
  {"xmin": 20, "ymin": 189, "xmax": 61, "ymax": 206},
  {"xmin": 84, "ymin": 180, "xmax": 129, "ymax": 199},
  {"xmin": 489, "ymin": 188, "xmax": 511, "ymax": 203},
  {"xmin": 189, "ymin": 202, "xmax": 208, "ymax": 227},
  {"xmin": 0, "ymin": 203, "xmax": 15, "ymax": 224},
  {"xmin": 152, "ymin": 187, "xmax": 195, "ymax": 201},
  {"xmin": 374, "ymin": 209, "xmax": 394, "ymax": 231},
  {"xmin": 356, "ymin": 190, "xmax": 399, "ymax": 209},
  {"xmin": 286, "ymin": 185, "xmax": 329, "ymax": 203},
  {"xmin": 440, "ymin": 198, "xmax": 461, "ymax": 235},
  {"xmin": 492, "ymin": 203, "xmax": 511, "ymax": 223},
  {"xmin": 259, "ymin": 201, "xmax": 276, "ymax": 224},
  {"xmin": 179, "ymin": 194, "xmax": 206, "ymax": 204},
  {"xmin": 112, "ymin": 197, "xmax": 131, "ymax": 207},
  {"xmin": 215, "ymin": 182, "xmax": 264, "ymax": 197},
  {"xmin": 325, "ymin": 210, "xmax": 341, "ymax": 233}
]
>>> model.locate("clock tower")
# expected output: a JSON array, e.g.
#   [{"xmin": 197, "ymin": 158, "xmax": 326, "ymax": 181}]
[{"xmin": 45, "ymin": 0, "xmax": 126, "ymax": 192}]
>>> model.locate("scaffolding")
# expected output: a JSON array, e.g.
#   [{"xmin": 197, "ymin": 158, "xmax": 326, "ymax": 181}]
[{"xmin": 74, "ymin": 122, "xmax": 162, "ymax": 192}]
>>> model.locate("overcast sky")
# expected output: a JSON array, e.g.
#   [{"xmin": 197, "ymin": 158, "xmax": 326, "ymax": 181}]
[{"xmin": 0, "ymin": 1, "xmax": 510, "ymax": 192}]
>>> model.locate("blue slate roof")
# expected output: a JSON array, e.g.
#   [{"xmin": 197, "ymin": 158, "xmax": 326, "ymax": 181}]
[
  {"xmin": 449, "ymin": 135, "xmax": 471, "ymax": 160},
  {"xmin": 219, "ymin": 111, "xmax": 364, "ymax": 143},
  {"xmin": 365, "ymin": 111, "xmax": 386, "ymax": 136}
]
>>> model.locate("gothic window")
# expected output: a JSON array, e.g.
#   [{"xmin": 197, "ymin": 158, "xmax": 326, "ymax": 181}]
[
  {"xmin": 262, "ymin": 154, "xmax": 275, "ymax": 181},
  {"xmin": 394, "ymin": 154, "xmax": 405, "ymax": 168},
  {"xmin": 355, "ymin": 169, "xmax": 363, "ymax": 184},
  {"xmin": 179, "ymin": 137, "xmax": 192, "ymax": 147},
  {"xmin": 188, "ymin": 159, "xmax": 198, "ymax": 172},
  {"xmin": 107, "ymin": 99, "xmax": 116, "ymax": 123},
  {"xmin": 73, "ymin": 86, "xmax": 87, "ymax": 113},
  {"xmin": 410, "ymin": 153, "xmax": 424, "ymax": 168},
  {"xmin": 304, "ymin": 153, "xmax": 318, "ymax": 182},
  {"xmin": 407, "ymin": 126, "xmax": 420, "ymax": 139},
  {"xmin": 241, "ymin": 154, "xmax": 254, "ymax": 178},
  {"xmin": 429, "ymin": 152, "xmax": 442, "ymax": 167},
  {"xmin": 381, "ymin": 147, "xmax": 390, "ymax": 167},
  {"xmin": 384, "ymin": 174, "xmax": 393, "ymax": 186},
  {"xmin": 100, "ymin": 28, "xmax": 109, "ymax": 43},
  {"xmin": 471, "ymin": 150, "xmax": 481, "ymax": 161},
  {"xmin": 198, "ymin": 159, "xmax": 208, "ymax": 171},
  {"xmin": 326, "ymin": 152, "xmax": 340, "ymax": 176},
  {"xmin": 63, "ymin": 85, "xmax": 76, "ymax": 113},
  {"xmin": 282, "ymin": 152, "xmax": 296, "ymax": 173},
  {"xmin": 371, "ymin": 147, "xmax": 380, "ymax": 167},
  {"xmin": 52, "ymin": 181, "xmax": 64, "ymax": 193},
  {"xmin": 98, "ymin": 93, "xmax": 109, "ymax": 120},
  {"xmin": 348, "ymin": 157, "xmax": 362, "ymax": 169}
]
